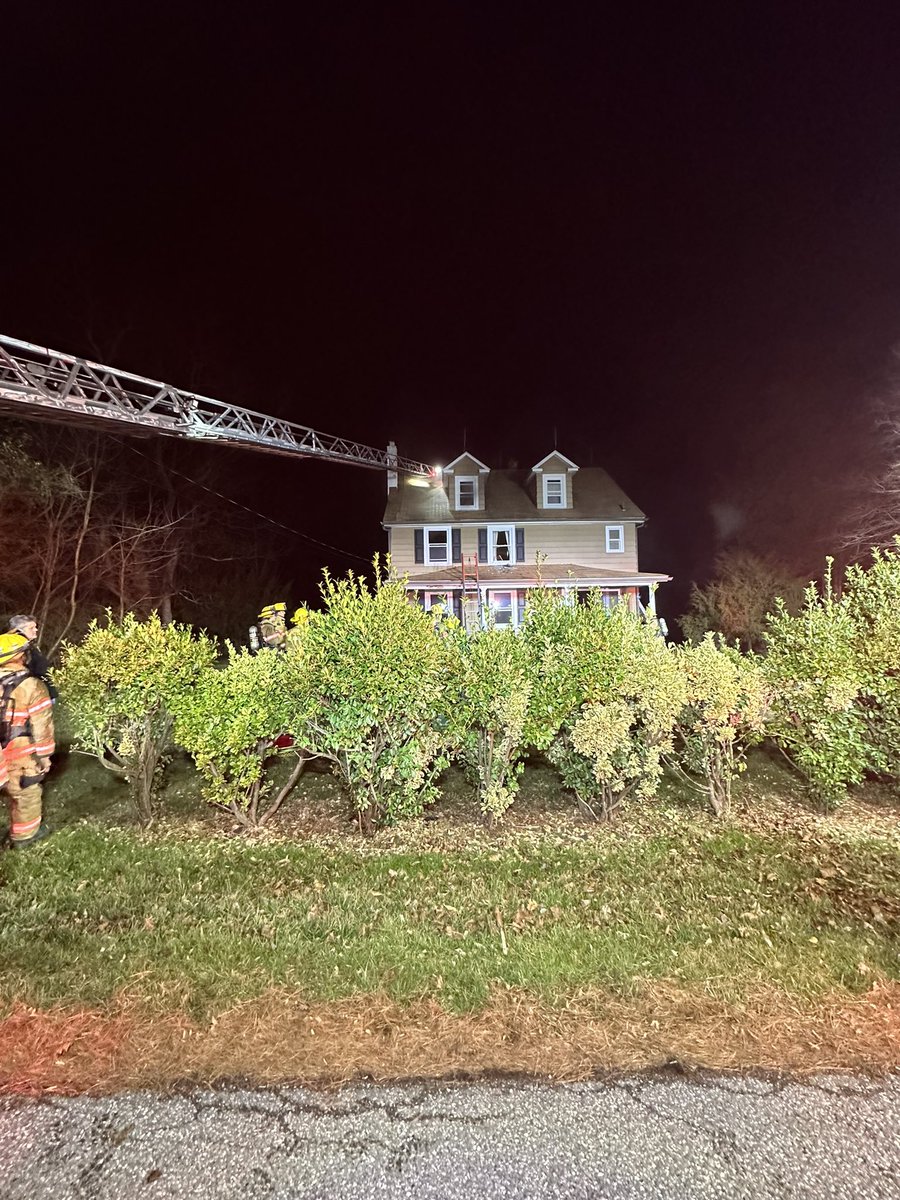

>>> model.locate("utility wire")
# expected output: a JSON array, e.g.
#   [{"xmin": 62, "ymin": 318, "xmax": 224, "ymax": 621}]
[{"xmin": 113, "ymin": 438, "xmax": 373, "ymax": 565}]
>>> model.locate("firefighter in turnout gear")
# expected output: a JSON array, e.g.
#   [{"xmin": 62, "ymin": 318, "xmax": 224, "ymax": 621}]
[
  {"xmin": 0, "ymin": 632, "xmax": 55, "ymax": 849},
  {"xmin": 258, "ymin": 602, "xmax": 287, "ymax": 650}
]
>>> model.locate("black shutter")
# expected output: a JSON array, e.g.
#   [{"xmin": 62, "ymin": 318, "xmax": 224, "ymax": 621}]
[
  {"xmin": 516, "ymin": 592, "xmax": 527, "ymax": 625},
  {"xmin": 477, "ymin": 528, "xmax": 488, "ymax": 562},
  {"xmin": 453, "ymin": 593, "xmax": 463, "ymax": 620},
  {"xmin": 451, "ymin": 529, "xmax": 461, "ymax": 563},
  {"xmin": 414, "ymin": 528, "xmax": 424, "ymax": 564},
  {"xmin": 515, "ymin": 527, "xmax": 525, "ymax": 563}
]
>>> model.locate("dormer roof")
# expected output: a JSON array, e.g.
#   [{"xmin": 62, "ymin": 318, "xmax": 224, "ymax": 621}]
[
  {"xmin": 443, "ymin": 452, "xmax": 490, "ymax": 473},
  {"xmin": 531, "ymin": 451, "xmax": 579, "ymax": 472}
]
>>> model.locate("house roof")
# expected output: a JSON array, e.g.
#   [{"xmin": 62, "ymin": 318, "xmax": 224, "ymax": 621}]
[
  {"xmin": 443, "ymin": 451, "xmax": 490, "ymax": 473},
  {"xmin": 383, "ymin": 466, "xmax": 645, "ymax": 525},
  {"xmin": 400, "ymin": 565, "xmax": 672, "ymax": 587},
  {"xmin": 531, "ymin": 450, "xmax": 579, "ymax": 472}
]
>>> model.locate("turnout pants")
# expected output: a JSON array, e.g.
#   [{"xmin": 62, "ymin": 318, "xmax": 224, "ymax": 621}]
[{"xmin": 5, "ymin": 756, "xmax": 44, "ymax": 843}]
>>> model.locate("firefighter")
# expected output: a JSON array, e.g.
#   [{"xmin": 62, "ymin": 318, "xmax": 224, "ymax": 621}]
[
  {"xmin": 0, "ymin": 631, "xmax": 55, "ymax": 849},
  {"xmin": 258, "ymin": 602, "xmax": 287, "ymax": 650},
  {"xmin": 7, "ymin": 614, "xmax": 55, "ymax": 697}
]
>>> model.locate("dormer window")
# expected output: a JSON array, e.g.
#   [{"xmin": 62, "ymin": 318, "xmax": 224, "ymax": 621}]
[
  {"xmin": 543, "ymin": 474, "xmax": 565, "ymax": 508},
  {"xmin": 455, "ymin": 476, "xmax": 478, "ymax": 509}
]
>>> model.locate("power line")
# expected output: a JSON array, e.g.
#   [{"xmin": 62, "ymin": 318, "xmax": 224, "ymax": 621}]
[{"xmin": 113, "ymin": 438, "xmax": 373, "ymax": 565}]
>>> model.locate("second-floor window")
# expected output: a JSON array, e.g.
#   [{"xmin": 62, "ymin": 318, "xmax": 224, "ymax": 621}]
[
  {"xmin": 455, "ymin": 476, "xmax": 478, "ymax": 508},
  {"xmin": 425, "ymin": 526, "xmax": 452, "ymax": 564},
  {"xmin": 605, "ymin": 524, "xmax": 625, "ymax": 553},
  {"xmin": 489, "ymin": 524, "xmax": 515, "ymax": 563},
  {"xmin": 542, "ymin": 474, "xmax": 565, "ymax": 507}
]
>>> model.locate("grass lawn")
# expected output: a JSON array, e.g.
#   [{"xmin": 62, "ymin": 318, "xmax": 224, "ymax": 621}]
[{"xmin": 0, "ymin": 734, "xmax": 898, "ymax": 1090}]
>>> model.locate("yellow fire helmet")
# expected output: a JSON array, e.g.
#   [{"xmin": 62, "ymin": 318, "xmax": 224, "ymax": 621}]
[
  {"xmin": 0, "ymin": 631, "xmax": 30, "ymax": 666},
  {"xmin": 292, "ymin": 606, "xmax": 310, "ymax": 627},
  {"xmin": 258, "ymin": 602, "xmax": 287, "ymax": 624}
]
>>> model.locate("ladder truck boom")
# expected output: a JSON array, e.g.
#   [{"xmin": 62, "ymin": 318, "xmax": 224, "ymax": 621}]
[{"xmin": 0, "ymin": 334, "xmax": 432, "ymax": 477}]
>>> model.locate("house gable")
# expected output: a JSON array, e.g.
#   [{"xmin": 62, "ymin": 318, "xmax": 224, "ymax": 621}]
[
  {"xmin": 442, "ymin": 451, "xmax": 490, "ymax": 511},
  {"xmin": 531, "ymin": 450, "xmax": 579, "ymax": 510},
  {"xmin": 531, "ymin": 450, "xmax": 579, "ymax": 474},
  {"xmin": 443, "ymin": 451, "xmax": 490, "ymax": 474}
]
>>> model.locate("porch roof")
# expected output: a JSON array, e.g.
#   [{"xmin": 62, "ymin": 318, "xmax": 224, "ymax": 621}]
[{"xmin": 400, "ymin": 564, "xmax": 672, "ymax": 588}]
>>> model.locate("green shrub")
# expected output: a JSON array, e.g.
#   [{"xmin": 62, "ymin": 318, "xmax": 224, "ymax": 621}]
[
  {"xmin": 518, "ymin": 588, "xmax": 586, "ymax": 753},
  {"xmin": 546, "ymin": 600, "xmax": 685, "ymax": 820},
  {"xmin": 843, "ymin": 544, "xmax": 900, "ymax": 781},
  {"xmin": 763, "ymin": 564, "xmax": 869, "ymax": 807},
  {"xmin": 292, "ymin": 566, "xmax": 461, "ymax": 830},
  {"xmin": 672, "ymin": 636, "xmax": 769, "ymax": 816},
  {"xmin": 458, "ymin": 625, "xmax": 532, "ymax": 820},
  {"xmin": 56, "ymin": 612, "xmax": 217, "ymax": 823},
  {"xmin": 171, "ymin": 646, "xmax": 307, "ymax": 826}
]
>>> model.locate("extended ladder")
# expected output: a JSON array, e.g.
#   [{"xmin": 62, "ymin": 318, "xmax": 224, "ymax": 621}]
[
  {"xmin": 460, "ymin": 553, "xmax": 484, "ymax": 631},
  {"xmin": 0, "ymin": 335, "xmax": 433, "ymax": 477}
]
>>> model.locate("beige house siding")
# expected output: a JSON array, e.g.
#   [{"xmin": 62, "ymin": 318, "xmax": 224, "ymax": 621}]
[{"xmin": 386, "ymin": 521, "xmax": 639, "ymax": 575}]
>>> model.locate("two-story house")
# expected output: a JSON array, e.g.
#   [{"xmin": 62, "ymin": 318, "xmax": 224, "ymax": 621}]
[{"xmin": 382, "ymin": 446, "xmax": 670, "ymax": 629}]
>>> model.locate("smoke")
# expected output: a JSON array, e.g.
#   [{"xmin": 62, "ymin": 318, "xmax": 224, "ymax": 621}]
[{"xmin": 710, "ymin": 501, "xmax": 744, "ymax": 543}]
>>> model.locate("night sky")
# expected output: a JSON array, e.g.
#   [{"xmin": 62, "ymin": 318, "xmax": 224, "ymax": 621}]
[{"xmin": 5, "ymin": 2, "xmax": 900, "ymax": 618}]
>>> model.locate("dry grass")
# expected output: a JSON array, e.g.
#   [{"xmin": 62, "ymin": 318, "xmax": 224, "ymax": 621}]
[{"xmin": 2, "ymin": 982, "xmax": 897, "ymax": 1096}]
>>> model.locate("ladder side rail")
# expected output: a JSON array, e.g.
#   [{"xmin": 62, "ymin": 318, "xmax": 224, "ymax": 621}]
[{"xmin": 0, "ymin": 335, "xmax": 434, "ymax": 475}]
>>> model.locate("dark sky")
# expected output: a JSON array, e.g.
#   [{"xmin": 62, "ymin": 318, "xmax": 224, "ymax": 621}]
[{"xmin": 5, "ymin": 2, "xmax": 900, "ymax": 616}]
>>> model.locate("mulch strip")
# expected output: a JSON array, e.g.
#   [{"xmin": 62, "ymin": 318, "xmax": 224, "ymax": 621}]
[{"xmin": 1, "ymin": 982, "xmax": 897, "ymax": 1095}]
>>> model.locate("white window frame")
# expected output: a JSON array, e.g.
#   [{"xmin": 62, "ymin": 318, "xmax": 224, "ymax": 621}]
[
  {"xmin": 424, "ymin": 591, "xmax": 454, "ymax": 615},
  {"xmin": 488, "ymin": 589, "xmax": 517, "ymax": 628},
  {"xmin": 605, "ymin": 524, "xmax": 625, "ymax": 554},
  {"xmin": 542, "ymin": 473, "xmax": 566, "ymax": 507},
  {"xmin": 455, "ymin": 475, "xmax": 478, "ymax": 509},
  {"xmin": 487, "ymin": 524, "xmax": 516, "ymax": 564},
  {"xmin": 424, "ymin": 525, "xmax": 452, "ymax": 565}
]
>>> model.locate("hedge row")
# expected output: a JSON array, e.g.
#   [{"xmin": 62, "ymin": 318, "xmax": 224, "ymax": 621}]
[{"xmin": 56, "ymin": 549, "xmax": 900, "ymax": 829}]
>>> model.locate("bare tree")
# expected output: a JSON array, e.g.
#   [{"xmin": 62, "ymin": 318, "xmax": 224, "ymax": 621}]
[
  {"xmin": 1, "ymin": 425, "xmax": 291, "ymax": 649},
  {"xmin": 842, "ymin": 401, "xmax": 900, "ymax": 557}
]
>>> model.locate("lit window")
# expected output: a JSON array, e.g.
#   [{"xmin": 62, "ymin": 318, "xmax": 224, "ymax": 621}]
[
  {"xmin": 543, "ymin": 474, "xmax": 565, "ymax": 507},
  {"xmin": 490, "ymin": 591, "xmax": 514, "ymax": 626},
  {"xmin": 605, "ymin": 525, "xmax": 624, "ymax": 553},
  {"xmin": 425, "ymin": 527, "xmax": 451, "ymax": 564},
  {"xmin": 456, "ymin": 476, "xmax": 477, "ymax": 508}
]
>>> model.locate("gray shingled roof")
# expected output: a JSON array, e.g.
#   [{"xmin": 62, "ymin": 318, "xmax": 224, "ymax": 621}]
[{"xmin": 383, "ymin": 467, "xmax": 645, "ymax": 524}]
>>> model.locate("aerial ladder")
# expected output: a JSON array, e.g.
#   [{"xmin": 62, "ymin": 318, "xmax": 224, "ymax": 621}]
[{"xmin": 0, "ymin": 335, "xmax": 434, "ymax": 478}]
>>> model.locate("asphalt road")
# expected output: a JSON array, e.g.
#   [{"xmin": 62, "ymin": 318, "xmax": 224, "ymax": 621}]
[{"xmin": 0, "ymin": 1072, "xmax": 898, "ymax": 1199}]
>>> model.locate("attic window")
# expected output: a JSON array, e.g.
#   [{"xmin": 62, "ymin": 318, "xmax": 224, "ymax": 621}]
[
  {"xmin": 456, "ymin": 476, "xmax": 477, "ymax": 508},
  {"xmin": 543, "ymin": 474, "xmax": 565, "ymax": 507}
]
